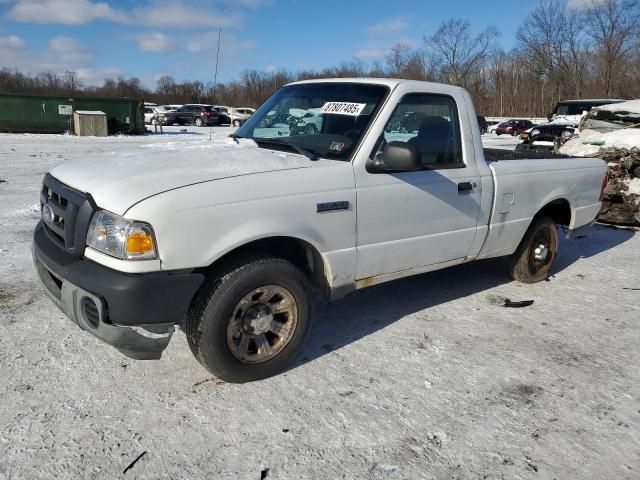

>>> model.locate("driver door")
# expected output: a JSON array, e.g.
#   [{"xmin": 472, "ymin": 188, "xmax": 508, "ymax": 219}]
[{"xmin": 354, "ymin": 91, "xmax": 483, "ymax": 280}]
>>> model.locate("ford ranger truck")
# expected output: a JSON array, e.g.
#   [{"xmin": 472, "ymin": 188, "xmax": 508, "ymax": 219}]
[{"xmin": 32, "ymin": 79, "xmax": 608, "ymax": 383}]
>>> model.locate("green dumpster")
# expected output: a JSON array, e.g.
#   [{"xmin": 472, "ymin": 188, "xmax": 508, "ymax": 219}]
[{"xmin": 0, "ymin": 93, "xmax": 145, "ymax": 134}]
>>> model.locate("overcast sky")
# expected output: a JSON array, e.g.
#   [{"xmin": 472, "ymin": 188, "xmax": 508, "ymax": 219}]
[{"xmin": 0, "ymin": 0, "xmax": 605, "ymax": 87}]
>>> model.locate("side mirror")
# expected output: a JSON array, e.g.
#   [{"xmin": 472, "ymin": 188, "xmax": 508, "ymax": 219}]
[
  {"xmin": 369, "ymin": 141, "xmax": 421, "ymax": 173},
  {"xmin": 547, "ymin": 112, "xmax": 552, "ymax": 121}
]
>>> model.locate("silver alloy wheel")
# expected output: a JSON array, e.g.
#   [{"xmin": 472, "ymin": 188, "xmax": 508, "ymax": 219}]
[
  {"xmin": 226, "ymin": 285, "xmax": 298, "ymax": 364},
  {"xmin": 233, "ymin": 120, "xmax": 241, "ymax": 127}
]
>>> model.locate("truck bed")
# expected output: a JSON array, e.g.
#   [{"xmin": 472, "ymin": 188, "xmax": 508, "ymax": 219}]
[{"xmin": 484, "ymin": 148, "xmax": 572, "ymax": 161}]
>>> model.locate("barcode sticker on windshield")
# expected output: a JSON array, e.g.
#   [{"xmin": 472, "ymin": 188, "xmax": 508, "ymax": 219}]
[{"xmin": 320, "ymin": 102, "xmax": 366, "ymax": 116}]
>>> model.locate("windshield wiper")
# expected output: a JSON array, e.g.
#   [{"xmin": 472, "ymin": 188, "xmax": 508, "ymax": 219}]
[{"xmin": 254, "ymin": 138, "xmax": 318, "ymax": 161}]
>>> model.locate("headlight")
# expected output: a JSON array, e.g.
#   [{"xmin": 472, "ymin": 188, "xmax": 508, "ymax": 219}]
[
  {"xmin": 530, "ymin": 128, "xmax": 540, "ymax": 137},
  {"xmin": 86, "ymin": 211, "xmax": 157, "ymax": 260}
]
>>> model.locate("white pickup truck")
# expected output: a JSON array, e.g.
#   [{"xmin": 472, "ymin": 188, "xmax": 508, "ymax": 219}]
[{"xmin": 33, "ymin": 78, "xmax": 608, "ymax": 382}]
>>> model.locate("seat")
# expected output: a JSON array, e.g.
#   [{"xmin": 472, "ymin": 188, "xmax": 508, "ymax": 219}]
[{"xmin": 408, "ymin": 116, "xmax": 453, "ymax": 165}]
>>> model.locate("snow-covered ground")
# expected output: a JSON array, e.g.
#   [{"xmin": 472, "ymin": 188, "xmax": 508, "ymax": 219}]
[{"xmin": 1, "ymin": 129, "xmax": 639, "ymax": 479}]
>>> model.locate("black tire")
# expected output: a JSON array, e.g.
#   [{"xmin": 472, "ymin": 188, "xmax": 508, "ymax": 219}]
[
  {"xmin": 304, "ymin": 124, "xmax": 317, "ymax": 135},
  {"xmin": 496, "ymin": 131, "xmax": 502, "ymax": 136},
  {"xmin": 511, "ymin": 130, "xmax": 518, "ymax": 136},
  {"xmin": 508, "ymin": 216, "xmax": 558, "ymax": 283},
  {"xmin": 233, "ymin": 119, "xmax": 241, "ymax": 127},
  {"xmin": 186, "ymin": 255, "xmax": 312, "ymax": 383},
  {"xmin": 194, "ymin": 117, "xmax": 204, "ymax": 127},
  {"xmin": 480, "ymin": 127, "xmax": 487, "ymax": 135}
]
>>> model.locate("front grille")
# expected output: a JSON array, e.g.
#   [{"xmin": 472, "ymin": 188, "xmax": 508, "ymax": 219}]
[
  {"xmin": 40, "ymin": 174, "xmax": 94, "ymax": 257},
  {"xmin": 532, "ymin": 125, "xmax": 573, "ymax": 142}
]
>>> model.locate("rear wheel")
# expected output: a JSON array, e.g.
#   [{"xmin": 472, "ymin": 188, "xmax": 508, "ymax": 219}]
[
  {"xmin": 511, "ymin": 130, "xmax": 518, "ymax": 136},
  {"xmin": 233, "ymin": 119, "xmax": 241, "ymax": 127},
  {"xmin": 508, "ymin": 216, "xmax": 558, "ymax": 283},
  {"xmin": 186, "ymin": 255, "xmax": 311, "ymax": 383},
  {"xmin": 195, "ymin": 117, "xmax": 204, "ymax": 127},
  {"xmin": 304, "ymin": 124, "xmax": 317, "ymax": 136}
]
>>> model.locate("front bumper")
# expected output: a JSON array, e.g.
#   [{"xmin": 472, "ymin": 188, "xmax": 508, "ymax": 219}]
[{"xmin": 32, "ymin": 221, "xmax": 205, "ymax": 360}]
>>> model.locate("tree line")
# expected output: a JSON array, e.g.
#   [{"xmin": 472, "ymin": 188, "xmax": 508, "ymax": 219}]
[{"xmin": 1, "ymin": 0, "xmax": 638, "ymax": 117}]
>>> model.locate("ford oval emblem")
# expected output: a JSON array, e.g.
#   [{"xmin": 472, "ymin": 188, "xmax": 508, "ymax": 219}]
[{"xmin": 42, "ymin": 203, "xmax": 55, "ymax": 224}]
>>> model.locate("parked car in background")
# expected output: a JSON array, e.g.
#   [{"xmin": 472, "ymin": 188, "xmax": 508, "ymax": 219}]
[
  {"xmin": 173, "ymin": 104, "xmax": 219, "ymax": 127},
  {"xmin": 214, "ymin": 106, "xmax": 248, "ymax": 127},
  {"xmin": 235, "ymin": 107, "xmax": 255, "ymax": 118},
  {"xmin": 517, "ymin": 99, "xmax": 626, "ymax": 152},
  {"xmin": 488, "ymin": 121, "xmax": 502, "ymax": 134},
  {"xmin": 477, "ymin": 115, "xmax": 488, "ymax": 134},
  {"xmin": 159, "ymin": 104, "xmax": 182, "ymax": 112},
  {"xmin": 287, "ymin": 107, "xmax": 322, "ymax": 135},
  {"xmin": 143, "ymin": 106, "xmax": 176, "ymax": 126},
  {"xmin": 495, "ymin": 119, "xmax": 533, "ymax": 136}
]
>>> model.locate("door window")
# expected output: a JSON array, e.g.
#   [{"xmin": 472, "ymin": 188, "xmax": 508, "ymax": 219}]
[{"xmin": 378, "ymin": 94, "xmax": 463, "ymax": 168}]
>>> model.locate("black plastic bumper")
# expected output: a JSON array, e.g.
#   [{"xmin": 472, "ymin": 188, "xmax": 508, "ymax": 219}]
[
  {"xmin": 515, "ymin": 142, "xmax": 554, "ymax": 152},
  {"xmin": 33, "ymin": 221, "xmax": 205, "ymax": 359}
]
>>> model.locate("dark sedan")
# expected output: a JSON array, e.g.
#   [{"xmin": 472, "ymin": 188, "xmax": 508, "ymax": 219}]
[{"xmin": 495, "ymin": 119, "xmax": 533, "ymax": 136}]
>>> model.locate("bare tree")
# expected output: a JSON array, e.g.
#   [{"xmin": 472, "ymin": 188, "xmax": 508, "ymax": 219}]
[
  {"xmin": 63, "ymin": 71, "xmax": 82, "ymax": 96},
  {"xmin": 426, "ymin": 19, "xmax": 498, "ymax": 88},
  {"xmin": 582, "ymin": 0, "xmax": 640, "ymax": 96}
]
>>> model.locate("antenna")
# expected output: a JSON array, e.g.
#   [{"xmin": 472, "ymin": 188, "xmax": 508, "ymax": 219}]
[{"xmin": 209, "ymin": 27, "xmax": 222, "ymax": 141}]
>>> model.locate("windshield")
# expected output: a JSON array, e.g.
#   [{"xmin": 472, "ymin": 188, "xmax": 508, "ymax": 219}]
[{"xmin": 235, "ymin": 83, "xmax": 389, "ymax": 161}]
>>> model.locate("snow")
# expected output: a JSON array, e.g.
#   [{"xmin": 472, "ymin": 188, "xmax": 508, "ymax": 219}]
[
  {"xmin": 626, "ymin": 178, "xmax": 640, "ymax": 196},
  {"xmin": 593, "ymin": 99, "xmax": 640, "ymax": 116},
  {"xmin": 559, "ymin": 128, "xmax": 640, "ymax": 156},
  {"xmin": 545, "ymin": 115, "xmax": 580, "ymax": 126},
  {"xmin": 1, "ymin": 128, "xmax": 640, "ymax": 479},
  {"xmin": 74, "ymin": 110, "xmax": 106, "ymax": 115}
]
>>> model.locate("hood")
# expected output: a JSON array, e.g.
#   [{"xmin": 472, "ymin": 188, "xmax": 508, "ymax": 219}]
[
  {"xmin": 50, "ymin": 139, "xmax": 312, "ymax": 215},
  {"xmin": 547, "ymin": 114, "xmax": 582, "ymax": 126}
]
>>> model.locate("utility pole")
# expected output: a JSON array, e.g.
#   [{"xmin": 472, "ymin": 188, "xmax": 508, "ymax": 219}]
[
  {"xmin": 210, "ymin": 28, "xmax": 222, "ymax": 141},
  {"xmin": 212, "ymin": 28, "xmax": 222, "ymax": 106}
]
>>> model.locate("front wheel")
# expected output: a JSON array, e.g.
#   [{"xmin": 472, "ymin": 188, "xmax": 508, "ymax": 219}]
[
  {"xmin": 186, "ymin": 255, "xmax": 311, "ymax": 383},
  {"xmin": 232, "ymin": 119, "xmax": 241, "ymax": 127},
  {"xmin": 508, "ymin": 216, "xmax": 558, "ymax": 283}
]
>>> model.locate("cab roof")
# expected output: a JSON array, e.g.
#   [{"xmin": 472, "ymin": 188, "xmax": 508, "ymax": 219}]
[{"xmin": 286, "ymin": 77, "xmax": 464, "ymax": 92}]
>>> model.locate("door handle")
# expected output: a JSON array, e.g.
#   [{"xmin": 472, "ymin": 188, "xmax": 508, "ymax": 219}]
[{"xmin": 458, "ymin": 182, "xmax": 475, "ymax": 193}]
